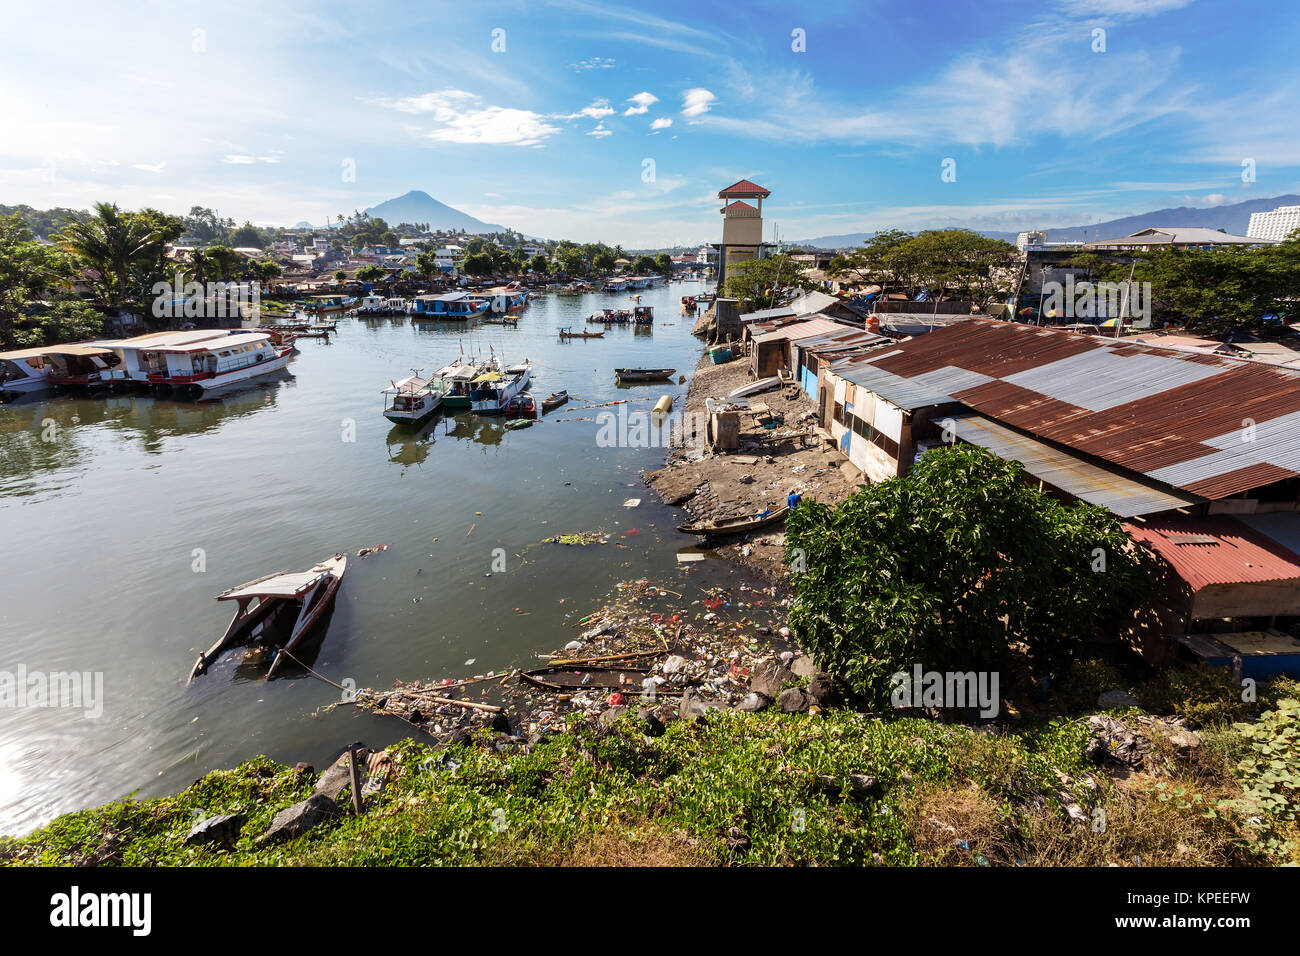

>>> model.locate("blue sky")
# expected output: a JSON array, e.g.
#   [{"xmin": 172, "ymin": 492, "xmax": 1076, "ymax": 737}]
[{"xmin": 1, "ymin": 0, "xmax": 1297, "ymax": 246}]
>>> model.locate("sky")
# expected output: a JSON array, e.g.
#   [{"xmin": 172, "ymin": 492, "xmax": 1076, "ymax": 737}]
[{"xmin": 1, "ymin": 0, "xmax": 1297, "ymax": 247}]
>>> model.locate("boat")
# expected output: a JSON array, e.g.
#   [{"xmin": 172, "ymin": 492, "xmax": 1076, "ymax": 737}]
[
  {"xmin": 615, "ymin": 367, "xmax": 675, "ymax": 383},
  {"xmin": 407, "ymin": 292, "xmax": 490, "ymax": 320},
  {"xmin": 482, "ymin": 314, "xmax": 519, "ymax": 326},
  {"xmin": 187, "ymin": 553, "xmax": 347, "ymax": 683},
  {"xmin": 382, "ymin": 373, "xmax": 445, "ymax": 425},
  {"xmin": 559, "ymin": 327, "xmax": 604, "ymax": 339},
  {"xmin": 502, "ymin": 394, "xmax": 536, "ymax": 418},
  {"xmin": 520, "ymin": 663, "xmax": 650, "ymax": 692},
  {"xmin": 433, "ymin": 358, "xmax": 489, "ymax": 408},
  {"xmin": 676, "ymin": 506, "xmax": 790, "ymax": 537},
  {"xmin": 727, "ymin": 376, "xmax": 782, "ymax": 398},
  {"xmin": 541, "ymin": 390, "xmax": 569, "ymax": 412},
  {"xmin": 144, "ymin": 330, "xmax": 293, "ymax": 396},
  {"xmin": 471, "ymin": 358, "xmax": 532, "ymax": 415},
  {"xmin": 305, "ymin": 294, "xmax": 356, "ymax": 314},
  {"xmin": 10, "ymin": 343, "xmax": 129, "ymax": 390},
  {"xmin": 354, "ymin": 296, "xmax": 408, "ymax": 316},
  {"xmin": 505, "ymin": 417, "xmax": 533, "ymax": 430},
  {"xmin": 0, "ymin": 347, "xmax": 54, "ymax": 395}
]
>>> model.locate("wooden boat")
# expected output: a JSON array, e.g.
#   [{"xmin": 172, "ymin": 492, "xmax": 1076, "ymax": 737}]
[
  {"xmin": 677, "ymin": 506, "xmax": 789, "ymax": 537},
  {"xmin": 559, "ymin": 327, "xmax": 604, "ymax": 339},
  {"xmin": 727, "ymin": 376, "xmax": 782, "ymax": 398},
  {"xmin": 520, "ymin": 665, "xmax": 650, "ymax": 691},
  {"xmin": 541, "ymin": 390, "xmax": 569, "ymax": 412},
  {"xmin": 187, "ymin": 554, "xmax": 347, "ymax": 683},
  {"xmin": 615, "ymin": 367, "xmax": 675, "ymax": 383}
]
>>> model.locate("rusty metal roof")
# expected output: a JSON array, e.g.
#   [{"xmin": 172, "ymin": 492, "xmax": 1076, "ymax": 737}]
[
  {"xmin": 949, "ymin": 414, "xmax": 1203, "ymax": 517},
  {"xmin": 858, "ymin": 319, "xmax": 1300, "ymax": 499},
  {"xmin": 1124, "ymin": 515, "xmax": 1300, "ymax": 588}
]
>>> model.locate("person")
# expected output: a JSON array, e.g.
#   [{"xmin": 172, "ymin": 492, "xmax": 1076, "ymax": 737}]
[{"xmin": 787, "ymin": 491, "xmax": 802, "ymax": 510}]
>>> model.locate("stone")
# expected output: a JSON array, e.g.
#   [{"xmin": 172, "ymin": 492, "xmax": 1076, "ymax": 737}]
[
  {"xmin": 1168, "ymin": 728, "xmax": 1203, "ymax": 756},
  {"xmin": 259, "ymin": 794, "xmax": 337, "ymax": 844},
  {"xmin": 599, "ymin": 705, "xmax": 630, "ymax": 727},
  {"xmin": 184, "ymin": 812, "xmax": 245, "ymax": 848},
  {"xmin": 636, "ymin": 705, "xmax": 666, "ymax": 736},
  {"xmin": 777, "ymin": 687, "xmax": 812, "ymax": 713},
  {"xmin": 293, "ymin": 762, "xmax": 314, "ymax": 776},
  {"xmin": 750, "ymin": 660, "xmax": 795, "ymax": 699},
  {"xmin": 808, "ymin": 672, "xmax": 844, "ymax": 708},
  {"xmin": 848, "ymin": 773, "xmax": 880, "ymax": 797},
  {"xmin": 735, "ymin": 691, "xmax": 773, "ymax": 713},
  {"xmin": 1097, "ymin": 689, "xmax": 1140, "ymax": 708},
  {"xmin": 789, "ymin": 655, "xmax": 816, "ymax": 679},
  {"xmin": 313, "ymin": 748, "xmax": 371, "ymax": 801},
  {"xmin": 725, "ymin": 826, "xmax": 751, "ymax": 855},
  {"xmin": 679, "ymin": 687, "xmax": 721, "ymax": 721}
]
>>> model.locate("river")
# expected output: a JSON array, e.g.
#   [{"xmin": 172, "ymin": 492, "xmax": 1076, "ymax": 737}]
[{"xmin": 0, "ymin": 278, "xmax": 724, "ymax": 834}]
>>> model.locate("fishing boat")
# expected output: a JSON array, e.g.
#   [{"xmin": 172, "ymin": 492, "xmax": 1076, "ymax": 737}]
[
  {"xmin": 305, "ymin": 294, "xmax": 356, "ymax": 314},
  {"xmin": 187, "ymin": 553, "xmax": 347, "ymax": 683},
  {"xmin": 482, "ymin": 314, "xmax": 519, "ymax": 326},
  {"xmin": 0, "ymin": 348, "xmax": 53, "ymax": 394},
  {"xmin": 541, "ymin": 390, "xmax": 569, "ymax": 412},
  {"xmin": 677, "ymin": 506, "xmax": 790, "ymax": 537},
  {"xmin": 144, "ymin": 330, "xmax": 293, "ymax": 397},
  {"xmin": 559, "ymin": 327, "xmax": 604, "ymax": 339},
  {"xmin": 408, "ymin": 292, "xmax": 490, "ymax": 320},
  {"xmin": 382, "ymin": 373, "xmax": 445, "ymax": 425},
  {"xmin": 615, "ymin": 367, "xmax": 675, "ymax": 383},
  {"xmin": 25, "ymin": 343, "xmax": 129, "ymax": 390},
  {"xmin": 471, "ymin": 358, "xmax": 532, "ymax": 415},
  {"xmin": 354, "ymin": 296, "xmax": 407, "ymax": 316},
  {"xmin": 433, "ymin": 358, "xmax": 488, "ymax": 408}
]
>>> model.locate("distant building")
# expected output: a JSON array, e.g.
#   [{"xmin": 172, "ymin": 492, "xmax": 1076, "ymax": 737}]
[
  {"xmin": 712, "ymin": 178, "xmax": 774, "ymax": 289},
  {"xmin": 1016, "ymin": 230, "xmax": 1046, "ymax": 251},
  {"xmin": 1086, "ymin": 226, "xmax": 1276, "ymax": 251},
  {"xmin": 1247, "ymin": 204, "xmax": 1300, "ymax": 242}
]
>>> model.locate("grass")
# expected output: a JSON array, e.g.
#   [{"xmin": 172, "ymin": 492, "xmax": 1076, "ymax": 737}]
[{"xmin": 5, "ymin": 671, "xmax": 1296, "ymax": 867}]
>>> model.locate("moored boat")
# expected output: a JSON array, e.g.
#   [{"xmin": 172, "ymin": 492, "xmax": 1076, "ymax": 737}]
[
  {"xmin": 614, "ymin": 367, "xmax": 675, "ymax": 383},
  {"xmin": 305, "ymin": 294, "xmax": 356, "ymax": 314},
  {"xmin": 677, "ymin": 506, "xmax": 789, "ymax": 537},
  {"xmin": 559, "ymin": 327, "xmax": 604, "ymax": 338},
  {"xmin": 382, "ymin": 373, "xmax": 445, "ymax": 425},
  {"xmin": 408, "ymin": 292, "xmax": 490, "ymax": 320},
  {"xmin": 187, "ymin": 553, "xmax": 347, "ymax": 683},
  {"xmin": 471, "ymin": 358, "xmax": 532, "ymax": 415},
  {"xmin": 144, "ymin": 330, "xmax": 293, "ymax": 396},
  {"xmin": 541, "ymin": 390, "xmax": 569, "ymax": 412},
  {"xmin": 0, "ymin": 348, "xmax": 54, "ymax": 395}
]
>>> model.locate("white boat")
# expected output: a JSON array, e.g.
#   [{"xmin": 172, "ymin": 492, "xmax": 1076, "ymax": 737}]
[
  {"xmin": 188, "ymin": 553, "xmax": 348, "ymax": 683},
  {"xmin": 144, "ymin": 330, "xmax": 293, "ymax": 396},
  {"xmin": 470, "ymin": 358, "xmax": 532, "ymax": 415},
  {"xmin": 382, "ymin": 372, "xmax": 445, "ymax": 425},
  {"xmin": 0, "ymin": 348, "xmax": 54, "ymax": 394},
  {"xmin": 727, "ymin": 376, "xmax": 783, "ymax": 399},
  {"xmin": 99, "ymin": 330, "xmax": 231, "ymax": 384}
]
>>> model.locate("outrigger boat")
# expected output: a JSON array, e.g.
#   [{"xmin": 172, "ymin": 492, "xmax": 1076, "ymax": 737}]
[
  {"xmin": 615, "ymin": 367, "xmax": 675, "ymax": 383},
  {"xmin": 187, "ymin": 553, "xmax": 347, "ymax": 683},
  {"xmin": 559, "ymin": 327, "xmax": 604, "ymax": 338},
  {"xmin": 382, "ymin": 372, "xmax": 445, "ymax": 425},
  {"xmin": 677, "ymin": 506, "xmax": 790, "ymax": 537}
]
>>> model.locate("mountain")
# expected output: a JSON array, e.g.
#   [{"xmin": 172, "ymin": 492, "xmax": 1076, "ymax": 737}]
[
  {"xmin": 357, "ymin": 190, "xmax": 506, "ymax": 234},
  {"xmin": 790, "ymin": 194, "xmax": 1300, "ymax": 249}
]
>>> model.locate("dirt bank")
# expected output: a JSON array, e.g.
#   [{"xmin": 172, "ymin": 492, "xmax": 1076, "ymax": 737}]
[{"xmin": 644, "ymin": 351, "xmax": 861, "ymax": 578}]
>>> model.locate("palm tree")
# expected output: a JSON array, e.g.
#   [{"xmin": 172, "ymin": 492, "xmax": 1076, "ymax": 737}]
[{"xmin": 58, "ymin": 202, "xmax": 164, "ymax": 307}]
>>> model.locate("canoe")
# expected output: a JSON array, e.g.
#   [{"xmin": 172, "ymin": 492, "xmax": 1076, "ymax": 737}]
[
  {"xmin": 615, "ymin": 368, "xmax": 676, "ymax": 383},
  {"xmin": 559, "ymin": 328, "xmax": 604, "ymax": 338},
  {"xmin": 541, "ymin": 390, "xmax": 569, "ymax": 411},
  {"xmin": 727, "ymin": 376, "xmax": 782, "ymax": 398},
  {"xmin": 187, "ymin": 553, "xmax": 347, "ymax": 683},
  {"xmin": 677, "ymin": 506, "xmax": 789, "ymax": 537}
]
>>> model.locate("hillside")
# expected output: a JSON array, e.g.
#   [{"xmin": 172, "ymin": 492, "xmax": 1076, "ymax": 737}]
[
  {"xmin": 359, "ymin": 190, "xmax": 506, "ymax": 233},
  {"xmin": 792, "ymin": 193, "xmax": 1300, "ymax": 250}
]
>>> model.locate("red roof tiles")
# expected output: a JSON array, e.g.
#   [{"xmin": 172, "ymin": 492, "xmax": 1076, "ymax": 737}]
[{"xmin": 718, "ymin": 179, "xmax": 770, "ymax": 198}]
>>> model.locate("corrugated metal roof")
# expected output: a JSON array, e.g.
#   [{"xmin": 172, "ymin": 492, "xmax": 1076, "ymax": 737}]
[
  {"xmin": 949, "ymin": 414, "xmax": 1202, "ymax": 517},
  {"xmin": 1124, "ymin": 515, "xmax": 1300, "ymax": 588},
  {"xmin": 751, "ymin": 318, "xmax": 842, "ymax": 345},
  {"xmin": 740, "ymin": 306, "xmax": 796, "ymax": 323},
  {"xmin": 836, "ymin": 361, "xmax": 957, "ymax": 411},
  {"xmin": 859, "ymin": 319, "xmax": 1300, "ymax": 498},
  {"xmin": 1239, "ymin": 512, "xmax": 1300, "ymax": 558}
]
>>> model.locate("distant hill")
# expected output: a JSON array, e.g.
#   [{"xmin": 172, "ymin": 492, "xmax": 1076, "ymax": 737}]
[
  {"xmin": 790, "ymin": 194, "xmax": 1300, "ymax": 249},
  {"xmin": 357, "ymin": 190, "xmax": 506, "ymax": 234}
]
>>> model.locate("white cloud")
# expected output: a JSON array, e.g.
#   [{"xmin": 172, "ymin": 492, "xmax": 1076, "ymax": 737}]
[
  {"xmin": 133, "ymin": 161, "xmax": 166, "ymax": 173},
  {"xmin": 559, "ymin": 99, "xmax": 616, "ymax": 120},
  {"xmin": 1058, "ymin": 0, "xmax": 1195, "ymax": 17},
  {"xmin": 650, "ymin": 117, "xmax": 673, "ymax": 132},
  {"xmin": 571, "ymin": 56, "xmax": 615, "ymax": 71},
  {"xmin": 222, "ymin": 154, "xmax": 256, "ymax": 164},
  {"xmin": 587, "ymin": 123, "xmax": 613, "ymax": 138},
  {"xmin": 370, "ymin": 89, "xmax": 561, "ymax": 146},
  {"xmin": 624, "ymin": 91, "xmax": 658, "ymax": 115},
  {"xmin": 681, "ymin": 88, "xmax": 716, "ymax": 117}
]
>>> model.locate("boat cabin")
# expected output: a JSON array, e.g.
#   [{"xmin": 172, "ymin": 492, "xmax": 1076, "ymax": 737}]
[{"xmin": 145, "ymin": 331, "xmax": 279, "ymax": 386}]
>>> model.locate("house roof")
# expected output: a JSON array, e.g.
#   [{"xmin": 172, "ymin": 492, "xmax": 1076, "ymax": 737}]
[
  {"xmin": 723, "ymin": 200, "xmax": 758, "ymax": 213},
  {"xmin": 1091, "ymin": 226, "xmax": 1274, "ymax": 246},
  {"xmin": 834, "ymin": 318, "xmax": 1300, "ymax": 499},
  {"xmin": 718, "ymin": 179, "xmax": 770, "ymax": 198},
  {"xmin": 751, "ymin": 317, "xmax": 843, "ymax": 345},
  {"xmin": 1124, "ymin": 515, "xmax": 1300, "ymax": 588}
]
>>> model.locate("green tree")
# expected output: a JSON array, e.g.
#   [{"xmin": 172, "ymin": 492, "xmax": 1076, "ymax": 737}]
[
  {"xmin": 785, "ymin": 444, "xmax": 1150, "ymax": 708},
  {"xmin": 528, "ymin": 254, "xmax": 549, "ymax": 275},
  {"xmin": 463, "ymin": 252, "xmax": 494, "ymax": 277},
  {"xmin": 0, "ymin": 214, "xmax": 101, "ymax": 347},
  {"xmin": 654, "ymin": 253, "xmax": 673, "ymax": 276},
  {"xmin": 555, "ymin": 248, "xmax": 586, "ymax": 276},
  {"xmin": 415, "ymin": 250, "xmax": 441, "ymax": 282},
  {"xmin": 632, "ymin": 254, "xmax": 658, "ymax": 274},
  {"xmin": 724, "ymin": 253, "xmax": 815, "ymax": 308},
  {"xmin": 228, "ymin": 221, "xmax": 264, "ymax": 248},
  {"xmin": 592, "ymin": 249, "xmax": 616, "ymax": 274},
  {"xmin": 57, "ymin": 202, "xmax": 172, "ymax": 308},
  {"xmin": 355, "ymin": 264, "xmax": 386, "ymax": 282},
  {"xmin": 190, "ymin": 245, "xmax": 244, "ymax": 284}
]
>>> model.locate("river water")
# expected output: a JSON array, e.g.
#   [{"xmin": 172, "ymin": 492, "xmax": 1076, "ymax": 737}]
[{"xmin": 0, "ymin": 279, "xmax": 723, "ymax": 834}]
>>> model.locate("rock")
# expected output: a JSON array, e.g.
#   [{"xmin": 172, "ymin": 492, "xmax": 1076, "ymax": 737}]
[
  {"xmin": 293, "ymin": 762, "xmax": 314, "ymax": 776},
  {"xmin": 313, "ymin": 748, "xmax": 371, "ymax": 801},
  {"xmin": 848, "ymin": 773, "xmax": 880, "ymax": 797},
  {"xmin": 1168, "ymin": 728, "xmax": 1203, "ymax": 756},
  {"xmin": 777, "ymin": 687, "xmax": 812, "ymax": 713},
  {"xmin": 184, "ymin": 812, "xmax": 245, "ymax": 848},
  {"xmin": 750, "ymin": 661, "xmax": 795, "ymax": 699},
  {"xmin": 1097, "ymin": 689, "xmax": 1140, "ymax": 708},
  {"xmin": 679, "ymin": 687, "xmax": 721, "ymax": 721},
  {"xmin": 490, "ymin": 712, "xmax": 513, "ymax": 735},
  {"xmin": 808, "ymin": 672, "xmax": 844, "ymax": 708},
  {"xmin": 725, "ymin": 826, "xmax": 751, "ymax": 855},
  {"xmin": 636, "ymin": 705, "xmax": 666, "ymax": 736},
  {"xmin": 789, "ymin": 655, "xmax": 816, "ymax": 679},
  {"xmin": 599, "ymin": 705, "xmax": 630, "ymax": 727},
  {"xmin": 259, "ymin": 794, "xmax": 337, "ymax": 844},
  {"xmin": 735, "ymin": 691, "xmax": 773, "ymax": 713},
  {"xmin": 662, "ymin": 654, "xmax": 689, "ymax": 675}
]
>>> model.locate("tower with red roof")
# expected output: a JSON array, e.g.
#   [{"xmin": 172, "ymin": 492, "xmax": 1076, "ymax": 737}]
[{"xmin": 713, "ymin": 179, "xmax": 772, "ymax": 289}]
